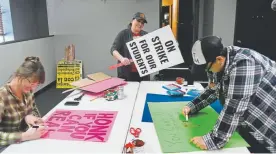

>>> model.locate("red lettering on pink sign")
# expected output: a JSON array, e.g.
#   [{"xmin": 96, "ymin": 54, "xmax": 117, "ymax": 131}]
[
  {"xmin": 84, "ymin": 114, "xmax": 96, "ymax": 120},
  {"xmin": 70, "ymin": 132, "xmax": 86, "ymax": 139},
  {"xmin": 97, "ymin": 113, "xmax": 114, "ymax": 119},
  {"xmin": 85, "ymin": 132, "xmax": 106, "ymax": 141},
  {"xmin": 94, "ymin": 119, "xmax": 112, "ymax": 125},
  {"xmin": 48, "ymin": 116, "xmax": 66, "ymax": 122},
  {"xmin": 54, "ymin": 111, "xmax": 71, "ymax": 116},
  {"xmin": 46, "ymin": 121, "xmax": 60, "ymax": 127},
  {"xmin": 57, "ymin": 126, "xmax": 75, "ymax": 133},
  {"xmin": 89, "ymin": 126, "xmax": 109, "ymax": 132},
  {"xmin": 69, "ymin": 115, "xmax": 81, "ymax": 120},
  {"xmin": 78, "ymin": 122, "xmax": 93, "ymax": 128},
  {"xmin": 75, "ymin": 126, "xmax": 89, "ymax": 132},
  {"xmin": 41, "ymin": 110, "xmax": 117, "ymax": 142},
  {"xmin": 64, "ymin": 120, "xmax": 79, "ymax": 125}
]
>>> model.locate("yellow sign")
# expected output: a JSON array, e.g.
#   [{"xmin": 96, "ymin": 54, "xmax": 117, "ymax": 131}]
[{"xmin": 56, "ymin": 59, "xmax": 82, "ymax": 88}]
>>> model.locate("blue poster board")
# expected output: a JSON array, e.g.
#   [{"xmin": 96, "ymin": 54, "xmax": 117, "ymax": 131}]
[{"xmin": 141, "ymin": 92, "xmax": 223, "ymax": 123}]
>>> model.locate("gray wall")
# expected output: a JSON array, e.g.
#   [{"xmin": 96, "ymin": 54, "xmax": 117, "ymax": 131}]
[
  {"xmin": 0, "ymin": 37, "xmax": 56, "ymax": 92},
  {"xmin": 198, "ymin": 0, "xmax": 214, "ymax": 38},
  {"xmin": 203, "ymin": 0, "xmax": 214, "ymax": 37},
  {"xmin": 9, "ymin": 0, "xmax": 48, "ymax": 41},
  {"xmin": 34, "ymin": 0, "xmax": 49, "ymax": 37},
  {"xmin": 197, "ymin": 0, "xmax": 204, "ymax": 39},
  {"xmin": 213, "ymin": 0, "xmax": 237, "ymax": 46},
  {"xmin": 198, "ymin": 0, "xmax": 237, "ymax": 46}
]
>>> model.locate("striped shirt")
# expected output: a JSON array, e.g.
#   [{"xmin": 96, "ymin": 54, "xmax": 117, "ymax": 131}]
[
  {"xmin": 187, "ymin": 46, "xmax": 276, "ymax": 152},
  {"xmin": 0, "ymin": 84, "xmax": 41, "ymax": 146}
]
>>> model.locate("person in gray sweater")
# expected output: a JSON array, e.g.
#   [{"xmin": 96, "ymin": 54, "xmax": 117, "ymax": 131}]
[{"xmin": 110, "ymin": 12, "xmax": 150, "ymax": 82}]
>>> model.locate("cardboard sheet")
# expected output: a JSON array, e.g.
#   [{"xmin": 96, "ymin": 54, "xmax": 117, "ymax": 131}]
[
  {"xmin": 70, "ymin": 78, "xmax": 95, "ymax": 87},
  {"xmin": 87, "ymin": 72, "xmax": 111, "ymax": 82}
]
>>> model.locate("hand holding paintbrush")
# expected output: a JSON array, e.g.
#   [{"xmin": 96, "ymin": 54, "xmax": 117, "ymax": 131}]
[{"xmin": 182, "ymin": 106, "xmax": 191, "ymax": 121}]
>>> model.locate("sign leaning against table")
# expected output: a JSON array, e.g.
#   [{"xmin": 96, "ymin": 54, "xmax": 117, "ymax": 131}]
[{"xmin": 56, "ymin": 59, "xmax": 83, "ymax": 88}]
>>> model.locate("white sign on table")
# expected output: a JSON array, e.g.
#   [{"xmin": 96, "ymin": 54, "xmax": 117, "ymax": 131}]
[{"xmin": 126, "ymin": 25, "xmax": 184, "ymax": 77}]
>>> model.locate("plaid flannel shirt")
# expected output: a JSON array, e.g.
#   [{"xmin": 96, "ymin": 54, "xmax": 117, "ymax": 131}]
[
  {"xmin": 187, "ymin": 46, "xmax": 276, "ymax": 152},
  {"xmin": 0, "ymin": 84, "xmax": 41, "ymax": 146}
]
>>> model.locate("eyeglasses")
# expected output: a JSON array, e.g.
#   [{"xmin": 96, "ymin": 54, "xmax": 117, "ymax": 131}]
[
  {"xmin": 205, "ymin": 62, "xmax": 213, "ymax": 72},
  {"xmin": 25, "ymin": 78, "xmax": 39, "ymax": 87}
]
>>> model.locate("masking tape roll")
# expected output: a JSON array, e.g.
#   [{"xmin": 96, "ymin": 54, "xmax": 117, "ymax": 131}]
[{"xmin": 104, "ymin": 89, "xmax": 118, "ymax": 101}]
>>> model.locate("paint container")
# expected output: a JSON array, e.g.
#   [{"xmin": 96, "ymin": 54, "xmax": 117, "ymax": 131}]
[
  {"xmin": 176, "ymin": 77, "xmax": 184, "ymax": 85},
  {"xmin": 104, "ymin": 89, "xmax": 118, "ymax": 101},
  {"xmin": 117, "ymin": 86, "xmax": 125, "ymax": 100},
  {"xmin": 132, "ymin": 139, "xmax": 145, "ymax": 153}
]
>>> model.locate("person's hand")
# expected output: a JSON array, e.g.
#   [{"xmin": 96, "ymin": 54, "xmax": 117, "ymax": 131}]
[
  {"xmin": 209, "ymin": 82, "xmax": 216, "ymax": 88},
  {"xmin": 25, "ymin": 115, "xmax": 44, "ymax": 126},
  {"xmin": 182, "ymin": 106, "xmax": 191, "ymax": 116},
  {"xmin": 190, "ymin": 136, "xmax": 207, "ymax": 150},
  {"xmin": 120, "ymin": 57, "xmax": 131, "ymax": 66},
  {"xmin": 21, "ymin": 126, "xmax": 46, "ymax": 141}
]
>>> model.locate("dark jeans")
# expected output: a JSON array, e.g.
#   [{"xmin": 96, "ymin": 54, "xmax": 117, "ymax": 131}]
[{"xmin": 237, "ymin": 126, "xmax": 271, "ymax": 153}]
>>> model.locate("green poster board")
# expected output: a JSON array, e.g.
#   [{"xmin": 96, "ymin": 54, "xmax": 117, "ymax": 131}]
[{"xmin": 148, "ymin": 102, "xmax": 249, "ymax": 153}]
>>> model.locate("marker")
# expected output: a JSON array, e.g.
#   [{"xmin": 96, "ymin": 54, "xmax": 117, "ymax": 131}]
[
  {"xmin": 32, "ymin": 125, "xmax": 48, "ymax": 129},
  {"xmin": 32, "ymin": 125, "xmax": 39, "ymax": 128}
]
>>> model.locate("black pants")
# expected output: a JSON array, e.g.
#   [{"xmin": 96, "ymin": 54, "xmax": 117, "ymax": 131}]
[
  {"xmin": 237, "ymin": 126, "xmax": 271, "ymax": 153},
  {"xmin": 120, "ymin": 72, "xmax": 150, "ymax": 82}
]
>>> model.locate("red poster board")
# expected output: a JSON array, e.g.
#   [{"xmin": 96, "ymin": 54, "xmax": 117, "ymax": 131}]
[{"xmin": 41, "ymin": 110, "xmax": 117, "ymax": 142}]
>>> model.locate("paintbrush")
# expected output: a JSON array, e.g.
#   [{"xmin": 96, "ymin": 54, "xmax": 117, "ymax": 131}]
[{"xmin": 179, "ymin": 111, "xmax": 189, "ymax": 122}]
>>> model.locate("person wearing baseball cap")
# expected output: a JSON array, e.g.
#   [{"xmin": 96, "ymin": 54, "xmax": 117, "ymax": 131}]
[
  {"xmin": 110, "ymin": 12, "xmax": 150, "ymax": 81},
  {"xmin": 182, "ymin": 35, "xmax": 276, "ymax": 152}
]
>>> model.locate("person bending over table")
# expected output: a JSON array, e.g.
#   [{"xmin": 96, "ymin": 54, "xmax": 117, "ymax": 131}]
[
  {"xmin": 182, "ymin": 36, "xmax": 276, "ymax": 152},
  {"xmin": 0, "ymin": 56, "xmax": 46, "ymax": 152},
  {"xmin": 110, "ymin": 12, "xmax": 150, "ymax": 82}
]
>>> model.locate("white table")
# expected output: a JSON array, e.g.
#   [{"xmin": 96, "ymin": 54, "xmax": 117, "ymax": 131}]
[
  {"xmin": 2, "ymin": 82, "xmax": 140, "ymax": 154},
  {"xmin": 125, "ymin": 81, "xmax": 250, "ymax": 153}
]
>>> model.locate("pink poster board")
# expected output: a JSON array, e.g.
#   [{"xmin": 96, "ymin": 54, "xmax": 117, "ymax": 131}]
[
  {"xmin": 84, "ymin": 91, "xmax": 104, "ymax": 99},
  {"xmin": 80, "ymin": 77, "xmax": 127, "ymax": 93},
  {"xmin": 41, "ymin": 110, "xmax": 118, "ymax": 142}
]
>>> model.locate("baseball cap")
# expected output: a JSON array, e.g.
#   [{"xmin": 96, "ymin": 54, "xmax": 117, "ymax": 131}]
[
  {"xmin": 191, "ymin": 36, "xmax": 224, "ymax": 74},
  {"xmin": 133, "ymin": 12, "xmax": 147, "ymax": 23}
]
